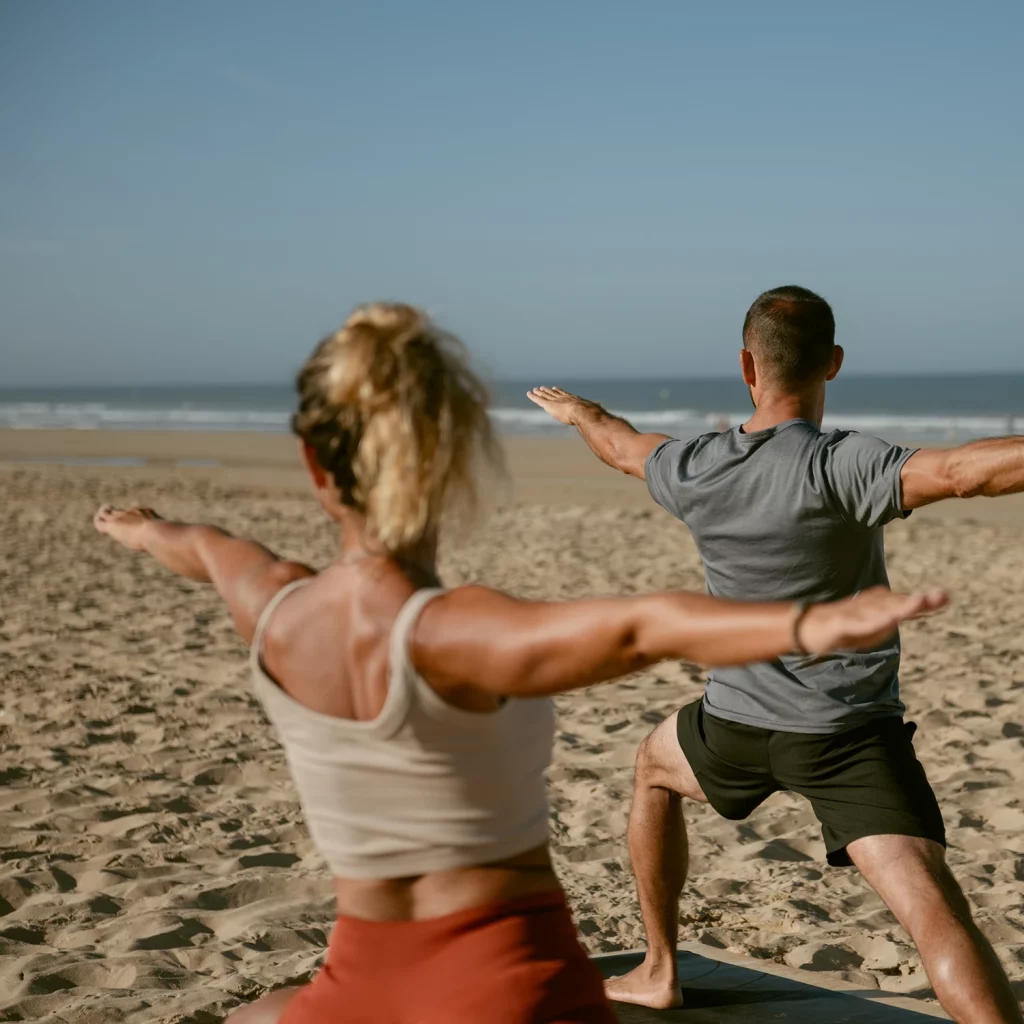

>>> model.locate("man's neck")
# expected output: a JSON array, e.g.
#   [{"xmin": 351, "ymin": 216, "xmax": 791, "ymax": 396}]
[{"xmin": 743, "ymin": 387, "xmax": 826, "ymax": 434}]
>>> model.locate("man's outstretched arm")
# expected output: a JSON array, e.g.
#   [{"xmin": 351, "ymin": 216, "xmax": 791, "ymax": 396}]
[
  {"xmin": 527, "ymin": 386, "xmax": 671, "ymax": 479},
  {"xmin": 901, "ymin": 437, "xmax": 1024, "ymax": 509}
]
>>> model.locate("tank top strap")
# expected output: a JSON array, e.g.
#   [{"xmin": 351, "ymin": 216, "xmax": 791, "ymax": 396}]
[
  {"xmin": 249, "ymin": 576, "xmax": 315, "ymax": 672},
  {"xmin": 388, "ymin": 587, "xmax": 446, "ymax": 692}
]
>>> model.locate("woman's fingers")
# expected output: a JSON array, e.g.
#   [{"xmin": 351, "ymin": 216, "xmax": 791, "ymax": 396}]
[
  {"xmin": 876, "ymin": 588, "xmax": 948, "ymax": 625},
  {"xmin": 803, "ymin": 587, "xmax": 949, "ymax": 654},
  {"xmin": 93, "ymin": 505, "xmax": 163, "ymax": 536},
  {"xmin": 863, "ymin": 590, "xmax": 948, "ymax": 633},
  {"xmin": 915, "ymin": 589, "xmax": 950, "ymax": 615}
]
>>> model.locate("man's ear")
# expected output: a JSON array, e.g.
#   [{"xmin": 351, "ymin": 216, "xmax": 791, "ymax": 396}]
[
  {"xmin": 826, "ymin": 345, "xmax": 845, "ymax": 381},
  {"xmin": 740, "ymin": 348, "xmax": 757, "ymax": 387},
  {"xmin": 299, "ymin": 440, "xmax": 329, "ymax": 490}
]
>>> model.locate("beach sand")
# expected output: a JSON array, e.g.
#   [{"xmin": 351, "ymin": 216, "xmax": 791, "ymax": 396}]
[{"xmin": 2, "ymin": 430, "xmax": 1023, "ymax": 1021}]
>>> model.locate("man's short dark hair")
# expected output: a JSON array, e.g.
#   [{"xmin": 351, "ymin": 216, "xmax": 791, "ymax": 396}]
[{"xmin": 742, "ymin": 285, "xmax": 835, "ymax": 385}]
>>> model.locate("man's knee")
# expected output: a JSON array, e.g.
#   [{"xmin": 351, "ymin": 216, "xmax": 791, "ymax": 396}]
[
  {"xmin": 634, "ymin": 730, "xmax": 660, "ymax": 781},
  {"xmin": 905, "ymin": 863, "xmax": 976, "ymax": 939},
  {"xmin": 928, "ymin": 860, "xmax": 975, "ymax": 925},
  {"xmin": 634, "ymin": 713, "xmax": 676, "ymax": 779},
  {"xmin": 852, "ymin": 835, "xmax": 973, "ymax": 932},
  {"xmin": 633, "ymin": 712, "xmax": 706, "ymax": 802}
]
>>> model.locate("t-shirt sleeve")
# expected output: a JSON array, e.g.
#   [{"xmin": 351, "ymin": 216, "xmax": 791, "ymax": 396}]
[
  {"xmin": 645, "ymin": 437, "xmax": 700, "ymax": 520},
  {"xmin": 822, "ymin": 432, "xmax": 918, "ymax": 528}
]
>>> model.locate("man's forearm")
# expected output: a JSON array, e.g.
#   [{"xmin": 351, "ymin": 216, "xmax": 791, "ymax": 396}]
[
  {"xmin": 903, "ymin": 436, "xmax": 1024, "ymax": 508},
  {"xmin": 571, "ymin": 404, "xmax": 641, "ymax": 470},
  {"xmin": 569, "ymin": 403, "xmax": 670, "ymax": 479},
  {"xmin": 526, "ymin": 386, "xmax": 670, "ymax": 479},
  {"xmin": 948, "ymin": 437, "xmax": 1024, "ymax": 498}
]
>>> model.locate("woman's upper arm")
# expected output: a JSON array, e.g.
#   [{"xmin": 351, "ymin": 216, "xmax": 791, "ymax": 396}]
[
  {"xmin": 198, "ymin": 530, "xmax": 316, "ymax": 643},
  {"xmin": 409, "ymin": 586, "xmax": 643, "ymax": 698},
  {"xmin": 230, "ymin": 559, "xmax": 317, "ymax": 644}
]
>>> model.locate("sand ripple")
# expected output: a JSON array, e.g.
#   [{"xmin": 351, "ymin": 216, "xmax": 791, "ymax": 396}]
[{"xmin": 2, "ymin": 467, "xmax": 1023, "ymax": 1019}]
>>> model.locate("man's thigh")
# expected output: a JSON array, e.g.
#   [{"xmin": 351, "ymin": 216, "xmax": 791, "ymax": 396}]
[
  {"xmin": 772, "ymin": 717, "xmax": 946, "ymax": 866},
  {"xmin": 664, "ymin": 700, "xmax": 779, "ymax": 819}
]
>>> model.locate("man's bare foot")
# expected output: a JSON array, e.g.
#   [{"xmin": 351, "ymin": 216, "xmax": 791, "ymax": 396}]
[
  {"xmin": 93, "ymin": 505, "xmax": 161, "ymax": 551},
  {"xmin": 603, "ymin": 960, "xmax": 683, "ymax": 1010}
]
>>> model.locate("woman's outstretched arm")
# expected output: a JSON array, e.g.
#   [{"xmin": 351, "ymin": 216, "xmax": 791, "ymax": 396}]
[
  {"xmin": 412, "ymin": 585, "xmax": 948, "ymax": 700},
  {"xmin": 94, "ymin": 506, "xmax": 314, "ymax": 643}
]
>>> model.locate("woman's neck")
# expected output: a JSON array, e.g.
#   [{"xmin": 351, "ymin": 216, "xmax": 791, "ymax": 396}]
[{"xmin": 335, "ymin": 518, "xmax": 439, "ymax": 587}]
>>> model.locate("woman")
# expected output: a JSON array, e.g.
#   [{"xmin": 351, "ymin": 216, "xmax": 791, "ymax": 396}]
[{"xmin": 94, "ymin": 304, "xmax": 945, "ymax": 1024}]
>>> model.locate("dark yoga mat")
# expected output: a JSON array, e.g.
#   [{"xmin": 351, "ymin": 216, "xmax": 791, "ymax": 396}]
[{"xmin": 593, "ymin": 949, "xmax": 948, "ymax": 1023}]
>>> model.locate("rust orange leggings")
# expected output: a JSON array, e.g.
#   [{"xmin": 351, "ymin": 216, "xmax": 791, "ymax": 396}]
[{"xmin": 280, "ymin": 890, "xmax": 617, "ymax": 1023}]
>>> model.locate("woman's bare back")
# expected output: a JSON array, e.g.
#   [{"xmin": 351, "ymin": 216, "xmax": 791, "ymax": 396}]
[
  {"xmin": 255, "ymin": 556, "xmax": 557, "ymax": 922},
  {"xmin": 260, "ymin": 557, "xmax": 507, "ymax": 719}
]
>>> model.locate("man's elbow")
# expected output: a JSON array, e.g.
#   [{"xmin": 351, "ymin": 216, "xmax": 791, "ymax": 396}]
[
  {"xmin": 944, "ymin": 456, "xmax": 986, "ymax": 499},
  {"xmin": 903, "ymin": 451, "xmax": 988, "ymax": 508},
  {"xmin": 595, "ymin": 439, "xmax": 631, "ymax": 475},
  {"xmin": 951, "ymin": 476, "xmax": 986, "ymax": 499},
  {"xmin": 604, "ymin": 442, "xmax": 646, "ymax": 479}
]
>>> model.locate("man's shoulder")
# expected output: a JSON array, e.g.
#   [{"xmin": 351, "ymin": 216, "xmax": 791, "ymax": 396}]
[
  {"xmin": 691, "ymin": 429, "xmax": 728, "ymax": 450},
  {"xmin": 644, "ymin": 431, "xmax": 738, "ymax": 514},
  {"xmin": 813, "ymin": 428, "xmax": 907, "ymax": 457},
  {"xmin": 650, "ymin": 430, "xmax": 722, "ymax": 462}
]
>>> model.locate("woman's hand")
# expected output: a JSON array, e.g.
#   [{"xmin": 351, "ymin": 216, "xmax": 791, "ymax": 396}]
[
  {"xmin": 799, "ymin": 586, "xmax": 949, "ymax": 655},
  {"xmin": 93, "ymin": 503, "xmax": 314, "ymax": 643},
  {"xmin": 94, "ymin": 505, "xmax": 162, "ymax": 552}
]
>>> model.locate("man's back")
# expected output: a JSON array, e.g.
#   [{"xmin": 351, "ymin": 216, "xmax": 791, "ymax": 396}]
[
  {"xmin": 527, "ymin": 283, "xmax": 1024, "ymax": 1021},
  {"xmin": 646, "ymin": 418, "xmax": 917, "ymax": 733}
]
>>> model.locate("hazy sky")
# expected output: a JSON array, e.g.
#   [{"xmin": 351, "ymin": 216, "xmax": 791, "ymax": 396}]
[{"xmin": 2, "ymin": 1, "xmax": 1022, "ymax": 386}]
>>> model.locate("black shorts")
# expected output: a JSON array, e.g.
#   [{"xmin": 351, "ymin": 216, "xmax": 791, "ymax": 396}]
[{"xmin": 676, "ymin": 700, "xmax": 946, "ymax": 867}]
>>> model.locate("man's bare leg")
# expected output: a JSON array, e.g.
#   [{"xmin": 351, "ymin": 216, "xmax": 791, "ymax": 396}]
[
  {"xmin": 604, "ymin": 711, "xmax": 708, "ymax": 1009},
  {"xmin": 850, "ymin": 835, "xmax": 1023, "ymax": 1024}
]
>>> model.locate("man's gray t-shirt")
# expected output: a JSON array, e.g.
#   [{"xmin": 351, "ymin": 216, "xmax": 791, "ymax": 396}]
[{"xmin": 645, "ymin": 419, "xmax": 917, "ymax": 734}]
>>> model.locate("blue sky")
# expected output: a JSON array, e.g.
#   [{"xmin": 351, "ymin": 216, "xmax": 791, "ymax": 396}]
[{"xmin": 2, "ymin": 1, "xmax": 1022, "ymax": 385}]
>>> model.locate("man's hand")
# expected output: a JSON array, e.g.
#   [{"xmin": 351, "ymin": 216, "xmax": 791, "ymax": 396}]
[
  {"xmin": 526, "ymin": 386, "xmax": 670, "ymax": 479},
  {"xmin": 526, "ymin": 386, "xmax": 601, "ymax": 426}
]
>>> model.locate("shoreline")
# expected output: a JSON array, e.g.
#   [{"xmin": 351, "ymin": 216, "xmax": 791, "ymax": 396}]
[{"xmin": 3, "ymin": 427, "xmax": 1024, "ymax": 523}]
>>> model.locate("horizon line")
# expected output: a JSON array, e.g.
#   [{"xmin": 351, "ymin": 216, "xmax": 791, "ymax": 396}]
[{"xmin": 4, "ymin": 369, "xmax": 1024, "ymax": 391}]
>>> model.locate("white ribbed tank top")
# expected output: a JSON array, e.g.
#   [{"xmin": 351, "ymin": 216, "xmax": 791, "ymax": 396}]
[{"xmin": 250, "ymin": 580, "xmax": 555, "ymax": 879}]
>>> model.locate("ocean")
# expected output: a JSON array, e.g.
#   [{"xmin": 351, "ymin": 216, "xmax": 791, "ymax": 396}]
[{"xmin": 1, "ymin": 374, "xmax": 1022, "ymax": 443}]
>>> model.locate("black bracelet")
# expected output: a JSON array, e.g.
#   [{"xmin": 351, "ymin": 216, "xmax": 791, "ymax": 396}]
[{"xmin": 791, "ymin": 601, "xmax": 812, "ymax": 656}]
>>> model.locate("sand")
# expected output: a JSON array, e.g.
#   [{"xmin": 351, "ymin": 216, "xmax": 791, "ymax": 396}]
[{"xmin": 1, "ymin": 430, "xmax": 1023, "ymax": 1022}]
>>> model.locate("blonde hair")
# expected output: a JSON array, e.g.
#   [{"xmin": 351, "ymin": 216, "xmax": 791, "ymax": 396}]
[{"xmin": 293, "ymin": 303, "xmax": 502, "ymax": 553}]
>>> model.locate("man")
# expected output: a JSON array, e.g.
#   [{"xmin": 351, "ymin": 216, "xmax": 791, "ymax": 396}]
[{"xmin": 527, "ymin": 285, "xmax": 1024, "ymax": 1024}]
